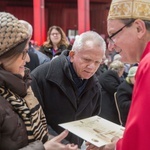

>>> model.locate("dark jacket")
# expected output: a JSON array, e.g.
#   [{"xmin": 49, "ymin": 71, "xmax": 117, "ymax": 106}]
[
  {"xmin": 98, "ymin": 70, "xmax": 121, "ymax": 124},
  {"xmin": 116, "ymin": 79, "xmax": 133, "ymax": 126},
  {"xmin": 29, "ymin": 43, "xmax": 50, "ymax": 65},
  {"xmin": 0, "ymin": 68, "xmax": 45, "ymax": 150},
  {"xmin": 31, "ymin": 50, "xmax": 101, "ymax": 147},
  {"xmin": 26, "ymin": 51, "xmax": 39, "ymax": 71},
  {"xmin": 40, "ymin": 44, "xmax": 72, "ymax": 59}
]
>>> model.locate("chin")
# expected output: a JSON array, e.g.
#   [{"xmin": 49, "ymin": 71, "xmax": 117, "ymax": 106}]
[
  {"xmin": 19, "ymin": 72, "xmax": 25, "ymax": 77},
  {"xmin": 82, "ymin": 75, "xmax": 92, "ymax": 80}
]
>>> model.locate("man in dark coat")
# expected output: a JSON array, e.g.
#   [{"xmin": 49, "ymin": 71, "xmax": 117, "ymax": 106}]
[
  {"xmin": 116, "ymin": 66, "xmax": 138, "ymax": 126},
  {"xmin": 98, "ymin": 60, "xmax": 124, "ymax": 124},
  {"xmin": 31, "ymin": 31, "xmax": 106, "ymax": 147}
]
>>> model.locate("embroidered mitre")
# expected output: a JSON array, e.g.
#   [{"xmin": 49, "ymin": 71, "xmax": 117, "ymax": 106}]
[{"xmin": 108, "ymin": 0, "xmax": 150, "ymax": 20}]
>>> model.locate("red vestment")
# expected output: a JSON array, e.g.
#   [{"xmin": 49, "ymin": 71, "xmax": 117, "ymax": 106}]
[{"xmin": 117, "ymin": 41, "xmax": 150, "ymax": 150}]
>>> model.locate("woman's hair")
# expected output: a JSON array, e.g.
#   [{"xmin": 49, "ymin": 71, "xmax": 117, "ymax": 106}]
[
  {"xmin": 43, "ymin": 25, "xmax": 69, "ymax": 48},
  {"xmin": 109, "ymin": 60, "xmax": 124, "ymax": 74},
  {"xmin": 0, "ymin": 39, "xmax": 28, "ymax": 60}
]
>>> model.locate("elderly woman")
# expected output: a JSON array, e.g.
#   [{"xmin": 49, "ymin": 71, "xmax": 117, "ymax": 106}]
[
  {"xmin": 98, "ymin": 60, "xmax": 124, "ymax": 124},
  {"xmin": 0, "ymin": 12, "xmax": 78, "ymax": 150}
]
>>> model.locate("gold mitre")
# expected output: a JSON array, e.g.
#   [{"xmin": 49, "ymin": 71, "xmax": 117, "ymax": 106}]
[{"xmin": 108, "ymin": 0, "xmax": 150, "ymax": 20}]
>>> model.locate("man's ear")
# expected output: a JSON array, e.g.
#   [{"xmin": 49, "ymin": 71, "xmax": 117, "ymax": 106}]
[
  {"xmin": 69, "ymin": 50, "xmax": 75, "ymax": 61},
  {"xmin": 134, "ymin": 19, "xmax": 147, "ymax": 39},
  {"xmin": 69, "ymin": 50, "xmax": 75, "ymax": 56}
]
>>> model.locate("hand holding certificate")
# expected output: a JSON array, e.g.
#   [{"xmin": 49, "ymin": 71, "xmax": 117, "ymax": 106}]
[{"xmin": 59, "ymin": 116, "xmax": 124, "ymax": 148}]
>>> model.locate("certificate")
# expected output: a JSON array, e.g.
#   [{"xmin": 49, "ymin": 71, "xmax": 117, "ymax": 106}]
[{"xmin": 59, "ymin": 116, "xmax": 125, "ymax": 147}]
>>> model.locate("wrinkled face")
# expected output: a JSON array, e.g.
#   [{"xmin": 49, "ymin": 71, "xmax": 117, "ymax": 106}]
[
  {"xmin": 50, "ymin": 28, "xmax": 61, "ymax": 45},
  {"xmin": 70, "ymin": 43, "xmax": 105, "ymax": 79},
  {"xmin": 1, "ymin": 43, "xmax": 30, "ymax": 77},
  {"xmin": 107, "ymin": 19, "xmax": 145, "ymax": 64}
]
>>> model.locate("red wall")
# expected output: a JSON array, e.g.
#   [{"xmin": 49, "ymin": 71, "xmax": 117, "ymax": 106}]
[{"xmin": 0, "ymin": 0, "xmax": 110, "ymax": 45}]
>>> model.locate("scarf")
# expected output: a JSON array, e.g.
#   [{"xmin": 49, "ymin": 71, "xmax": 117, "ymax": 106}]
[
  {"xmin": 67, "ymin": 56, "xmax": 88, "ymax": 96},
  {"xmin": 0, "ymin": 67, "xmax": 48, "ymax": 143}
]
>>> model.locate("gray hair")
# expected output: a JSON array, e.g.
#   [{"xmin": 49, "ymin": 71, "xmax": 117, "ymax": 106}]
[
  {"xmin": 19, "ymin": 20, "xmax": 33, "ymax": 36},
  {"xmin": 72, "ymin": 31, "xmax": 106, "ymax": 52},
  {"xmin": 109, "ymin": 60, "xmax": 124, "ymax": 74},
  {"xmin": 113, "ymin": 54, "xmax": 121, "ymax": 61}
]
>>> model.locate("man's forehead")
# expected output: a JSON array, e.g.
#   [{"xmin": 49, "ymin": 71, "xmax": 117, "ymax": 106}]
[
  {"xmin": 107, "ymin": 19, "xmax": 122, "ymax": 25},
  {"xmin": 107, "ymin": 20, "xmax": 122, "ymax": 29}
]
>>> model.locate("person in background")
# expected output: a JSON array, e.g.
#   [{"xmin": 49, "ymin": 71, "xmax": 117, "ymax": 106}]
[
  {"xmin": 29, "ymin": 41, "xmax": 50, "ymax": 65},
  {"xmin": 113, "ymin": 53, "xmax": 130, "ymax": 80},
  {"xmin": 98, "ymin": 60, "xmax": 124, "ymax": 124},
  {"xmin": 19, "ymin": 20, "xmax": 50, "ymax": 66},
  {"xmin": 116, "ymin": 66, "xmax": 138, "ymax": 126},
  {"xmin": 0, "ymin": 12, "xmax": 78, "ymax": 150},
  {"xmin": 31, "ymin": 31, "xmax": 106, "ymax": 148},
  {"xmin": 25, "ymin": 49, "xmax": 40, "ymax": 71},
  {"xmin": 19, "ymin": 20, "xmax": 40, "ymax": 71},
  {"xmin": 40, "ymin": 25, "xmax": 72, "ymax": 59},
  {"xmin": 86, "ymin": 0, "xmax": 150, "ymax": 150}
]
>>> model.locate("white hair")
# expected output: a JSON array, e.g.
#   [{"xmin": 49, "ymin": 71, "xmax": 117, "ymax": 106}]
[
  {"xmin": 109, "ymin": 60, "xmax": 124, "ymax": 73},
  {"xmin": 113, "ymin": 54, "xmax": 122, "ymax": 61},
  {"xmin": 72, "ymin": 31, "xmax": 106, "ymax": 53},
  {"xmin": 19, "ymin": 20, "xmax": 33, "ymax": 36}
]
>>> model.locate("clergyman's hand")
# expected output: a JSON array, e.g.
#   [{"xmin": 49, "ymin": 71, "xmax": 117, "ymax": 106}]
[{"xmin": 86, "ymin": 136, "xmax": 119, "ymax": 150}]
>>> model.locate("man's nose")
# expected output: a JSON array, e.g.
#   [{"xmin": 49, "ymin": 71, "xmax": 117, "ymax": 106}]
[{"xmin": 108, "ymin": 41, "xmax": 115, "ymax": 52}]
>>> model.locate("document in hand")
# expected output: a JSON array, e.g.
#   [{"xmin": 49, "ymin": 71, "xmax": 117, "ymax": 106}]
[{"xmin": 59, "ymin": 116, "xmax": 125, "ymax": 147}]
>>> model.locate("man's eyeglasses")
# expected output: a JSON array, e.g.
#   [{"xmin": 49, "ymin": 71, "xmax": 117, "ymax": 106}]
[
  {"xmin": 108, "ymin": 20, "xmax": 134, "ymax": 43},
  {"xmin": 22, "ymin": 50, "xmax": 28, "ymax": 60}
]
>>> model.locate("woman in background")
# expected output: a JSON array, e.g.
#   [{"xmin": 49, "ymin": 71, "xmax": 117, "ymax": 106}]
[{"xmin": 40, "ymin": 25, "xmax": 71, "ymax": 59}]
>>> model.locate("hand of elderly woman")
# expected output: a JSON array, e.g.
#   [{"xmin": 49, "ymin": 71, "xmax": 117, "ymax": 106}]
[{"xmin": 44, "ymin": 130, "xmax": 78, "ymax": 150}]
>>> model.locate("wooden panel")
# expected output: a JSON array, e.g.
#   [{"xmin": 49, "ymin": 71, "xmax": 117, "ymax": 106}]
[
  {"xmin": 1, "ymin": 0, "xmax": 111, "ymax": 41},
  {"xmin": 90, "ymin": 3, "xmax": 110, "ymax": 39},
  {"xmin": 46, "ymin": 2, "xmax": 77, "ymax": 35},
  {"xmin": 63, "ymin": 8, "xmax": 78, "ymax": 34},
  {"xmin": 6, "ymin": 6, "xmax": 33, "ymax": 25}
]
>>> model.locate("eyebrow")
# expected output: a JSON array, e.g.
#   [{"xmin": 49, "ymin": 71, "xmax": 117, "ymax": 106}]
[{"xmin": 109, "ymin": 20, "xmax": 134, "ymax": 39}]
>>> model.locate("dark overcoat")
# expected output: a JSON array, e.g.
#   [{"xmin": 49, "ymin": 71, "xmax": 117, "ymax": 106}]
[
  {"xmin": 98, "ymin": 70, "xmax": 121, "ymax": 124},
  {"xmin": 116, "ymin": 80, "xmax": 133, "ymax": 126},
  {"xmin": 31, "ymin": 50, "xmax": 102, "ymax": 146}
]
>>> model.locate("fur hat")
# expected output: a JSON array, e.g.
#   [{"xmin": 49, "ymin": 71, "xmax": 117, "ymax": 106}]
[
  {"xmin": 128, "ymin": 66, "xmax": 138, "ymax": 77},
  {"xmin": 0, "ymin": 12, "xmax": 29, "ymax": 56},
  {"xmin": 108, "ymin": 0, "xmax": 150, "ymax": 21}
]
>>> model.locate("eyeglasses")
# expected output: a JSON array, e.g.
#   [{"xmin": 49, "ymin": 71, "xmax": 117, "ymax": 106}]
[
  {"xmin": 108, "ymin": 20, "xmax": 134, "ymax": 43},
  {"xmin": 50, "ymin": 33, "xmax": 60, "ymax": 36},
  {"xmin": 22, "ymin": 50, "xmax": 28, "ymax": 60}
]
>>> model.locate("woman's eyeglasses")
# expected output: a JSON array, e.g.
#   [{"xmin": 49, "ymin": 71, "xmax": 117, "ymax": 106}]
[
  {"xmin": 22, "ymin": 50, "xmax": 28, "ymax": 60},
  {"xmin": 50, "ymin": 33, "xmax": 60, "ymax": 36}
]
